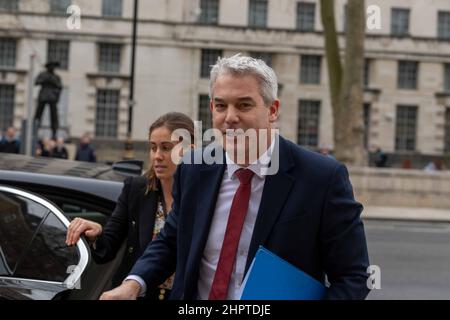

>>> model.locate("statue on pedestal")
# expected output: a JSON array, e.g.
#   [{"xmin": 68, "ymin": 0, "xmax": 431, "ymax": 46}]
[{"xmin": 34, "ymin": 61, "xmax": 62, "ymax": 140}]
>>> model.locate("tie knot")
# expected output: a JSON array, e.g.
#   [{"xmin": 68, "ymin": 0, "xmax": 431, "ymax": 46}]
[{"xmin": 235, "ymin": 169, "xmax": 254, "ymax": 185}]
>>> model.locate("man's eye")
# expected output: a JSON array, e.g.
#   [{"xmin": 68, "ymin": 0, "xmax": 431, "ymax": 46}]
[
  {"xmin": 151, "ymin": 146, "xmax": 157, "ymax": 152},
  {"xmin": 240, "ymin": 103, "xmax": 252, "ymax": 109},
  {"xmin": 215, "ymin": 104, "xmax": 225, "ymax": 110}
]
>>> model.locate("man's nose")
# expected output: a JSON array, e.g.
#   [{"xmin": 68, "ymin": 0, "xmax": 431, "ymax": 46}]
[{"xmin": 225, "ymin": 106, "xmax": 239, "ymax": 124}]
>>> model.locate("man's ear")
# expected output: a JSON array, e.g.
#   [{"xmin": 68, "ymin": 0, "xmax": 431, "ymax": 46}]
[{"xmin": 268, "ymin": 99, "xmax": 280, "ymax": 123}]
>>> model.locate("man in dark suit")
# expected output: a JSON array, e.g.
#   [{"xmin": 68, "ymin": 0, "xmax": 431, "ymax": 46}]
[{"xmin": 100, "ymin": 54, "xmax": 370, "ymax": 300}]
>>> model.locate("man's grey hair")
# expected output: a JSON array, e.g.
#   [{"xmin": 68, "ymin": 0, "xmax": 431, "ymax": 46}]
[{"xmin": 209, "ymin": 53, "xmax": 278, "ymax": 106}]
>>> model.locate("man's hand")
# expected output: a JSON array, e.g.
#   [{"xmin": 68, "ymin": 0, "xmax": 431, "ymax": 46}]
[
  {"xmin": 99, "ymin": 280, "xmax": 142, "ymax": 300},
  {"xmin": 66, "ymin": 217, "xmax": 102, "ymax": 246}
]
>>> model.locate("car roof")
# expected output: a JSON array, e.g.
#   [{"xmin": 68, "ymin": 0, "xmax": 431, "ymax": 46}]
[
  {"xmin": 0, "ymin": 153, "xmax": 127, "ymax": 181},
  {"xmin": 0, "ymin": 153, "xmax": 131, "ymax": 202}
]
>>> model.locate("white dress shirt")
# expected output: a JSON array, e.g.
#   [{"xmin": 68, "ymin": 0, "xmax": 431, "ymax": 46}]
[
  {"xmin": 196, "ymin": 153, "xmax": 268, "ymax": 300},
  {"xmin": 127, "ymin": 142, "xmax": 274, "ymax": 299}
]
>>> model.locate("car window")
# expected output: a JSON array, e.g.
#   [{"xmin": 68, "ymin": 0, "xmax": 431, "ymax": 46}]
[
  {"xmin": 14, "ymin": 213, "xmax": 79, "ymax": 282},
  {"xmin": 0, "ymin": 191, "xmax": 49, "ymax": 276},
  {"xmin": 0, "ymin": 187, "xmax": 114, "ymax": 226},
  {"xmin": 59, "ymin": 202, "xmax": 108, "ymax": 226}
]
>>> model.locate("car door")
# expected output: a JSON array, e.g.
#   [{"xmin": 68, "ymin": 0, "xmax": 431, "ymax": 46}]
[{"xmin": 0, "ymin": 186, "xmax": 89, "ymax": 300}]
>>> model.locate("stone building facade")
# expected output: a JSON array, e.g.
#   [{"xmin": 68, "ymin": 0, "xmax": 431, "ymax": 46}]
[{"xmin": 1, "ymin": 0, "xmax": 450, "ymax": 165}]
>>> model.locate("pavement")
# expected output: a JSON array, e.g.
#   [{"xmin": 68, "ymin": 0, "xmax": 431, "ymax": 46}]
[{"xmin": 362, "ymin": 206, "xmax": 450, "ymax": 223}]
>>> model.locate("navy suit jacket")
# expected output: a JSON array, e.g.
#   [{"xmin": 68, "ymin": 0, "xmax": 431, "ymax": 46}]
[{"xmin": 129, "ymin": 136, "xmax": 371, "ymax": 300}]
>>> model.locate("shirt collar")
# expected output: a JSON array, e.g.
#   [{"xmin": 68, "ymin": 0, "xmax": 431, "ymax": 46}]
[{"xmin": 225, "ymin": 138, "xmax": 275, "ymax": 180}]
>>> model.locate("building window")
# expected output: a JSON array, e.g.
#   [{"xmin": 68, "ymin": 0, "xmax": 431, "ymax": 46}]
[
  {"xmin": 248, "ymin": 0, "xmax": 267, "ymax": 28},
  {"xmin": 47, "ymin": 40, "xmax": 70, "ymax": 70},
  {"xmin": 0, "ymin": 84, "xmax": 15, "ymax": 131},
  {"xmin": 50, "ymin": 0, "xmax": 71, "ymax": 15},
  {"xmin": 95, "ymin": 89, "xmax": 119, "ymax": 138},
  {"xmin": 297, "ymin": 100, "xmax": 320, "ymax": 147},
  {"xmin": 102, "ymin": 0, "xmax": 122, "ymax": 17},
  {"xmin": 364, "ymin": 59, "xmax": 371, "ymax": 88},
  {"xmin": 395, "ymin": 105, "xmax": 417, "ymax": 151},
  {"xmin": 0, "ymin": 0, "xmax": 19, "ymax": 11},
  {"xmin": 98, "ymin": 43, "xmax": 121, "ymax": 73},
  {"xmin": 296, "ymin": 2, "xmax": 315, "ymax": 31},
  {"xmin": 198, "ymin": 0, "xmax": 219, "ymax": 25},
  {"xmin": 438, "ymin": 11, "xmax": 450, "ymax": 40},
  {"xmin": 363, "ymin": 103, "xmax": 371, "ymax": 149},
  {"xmin": 444, "ymin": 64, "xmax": 450, "ymax": 92},
  {"xmin": 391, "ymin": 8, "xmax": 410, "ymax": 36},
  {"xmin": 300, "ymin": 55, "xmax": 321, "ymax": 84},
  {"xmin": 0, "ymin": 38, "xmax": 16, "ymax": 68},
  {"xmin": 445, "ymin": 108, "xmax": 450, "ymax": 153},
  {"xmin": 248, "ymin": 51, "xmax": 273, "ymax": 67},
  {"xmin": 397, "ymin": 61, "xmax": 418, "ymax": 90},
  {"xmin": 198, "ymin": 94, "xmax": 212, "ymax": 132},
  {"xmin": 200, "ymin": 49, "xmax": 222, "ymax": 78}
]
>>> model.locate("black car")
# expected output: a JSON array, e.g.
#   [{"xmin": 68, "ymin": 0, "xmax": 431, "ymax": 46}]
[{"xmin": 0, "ymin": 153, "xmax": 142, "ymax": 300}]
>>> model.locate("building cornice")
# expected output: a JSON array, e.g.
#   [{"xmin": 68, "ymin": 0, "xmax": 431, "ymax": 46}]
[{"xmin": 1, "ymin": 13, "xmax": 450, "ymax": 61}]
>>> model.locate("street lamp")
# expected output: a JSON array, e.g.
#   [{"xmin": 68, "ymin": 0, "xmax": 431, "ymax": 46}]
[
  {"xmin": 124, "ymin": 0, "xmax": 138, "ymax": 160},
  {"xmin": 25, "ymin": 54, "xmax": 36, "ymax": 156}
]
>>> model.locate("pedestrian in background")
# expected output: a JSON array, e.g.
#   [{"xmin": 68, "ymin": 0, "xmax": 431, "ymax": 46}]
[
  {"xmin": 0, "ymin": 127, "xmax": 21, "ymax": 154},
  {"xmin": 374, "ymin": 147, "xmax": 388, "ymax": 168},
  {"xmin": 52, "ymin": 138, "xmax": 68, "ymax": 159},
  {"xmin": 75, "ymin": 133, "xmax": 96, "ymax": 162},
  {"xmin": 36, "ymin": 138, "xmax": 53, "ymax": 157}
]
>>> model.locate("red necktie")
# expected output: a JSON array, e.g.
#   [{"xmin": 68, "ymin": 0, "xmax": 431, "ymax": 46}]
[{"xmin": 209, "ymin": 168, "xmax": 254, "ymax": 300}]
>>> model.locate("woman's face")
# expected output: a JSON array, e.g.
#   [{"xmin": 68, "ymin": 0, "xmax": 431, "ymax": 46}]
[{"xmin": 149, "ymin": 126, "xmax": 178, "ymax": 180}]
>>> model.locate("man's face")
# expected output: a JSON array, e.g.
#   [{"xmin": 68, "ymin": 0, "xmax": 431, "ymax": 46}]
[
  {"xmin": 6, "ymin": 128, "xmax": 15, "ymax": 139},
  {"xmin": 210, "ymin": 73, "xmax": 279, "ymax": 164}
]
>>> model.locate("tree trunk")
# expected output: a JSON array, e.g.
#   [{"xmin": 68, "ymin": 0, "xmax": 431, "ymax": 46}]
[
  {"xmin": 321, "ymin": 0, "xmax": 366, "ymax": 166},
  {"xmin": 336, "ymin": 0, "xmax": 366, "ymax": 166},
  {"xmin": 320, "ymin": 0, "xmax": 342, "ymax": 140}
]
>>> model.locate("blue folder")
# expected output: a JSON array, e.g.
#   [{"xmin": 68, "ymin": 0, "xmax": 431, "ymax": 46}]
[{"xmin": 240, "ymin": 246, "xmax": 326, "ymax": 300}]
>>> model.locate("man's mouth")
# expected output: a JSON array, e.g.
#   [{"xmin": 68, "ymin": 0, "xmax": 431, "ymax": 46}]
[{"xmin": 223, "ymin": 129, "xmax": 245, "ymax": 137}]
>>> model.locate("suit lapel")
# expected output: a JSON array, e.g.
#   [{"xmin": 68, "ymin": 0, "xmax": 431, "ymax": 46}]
[
  {"xmin": 184, "ymin": 162, "xmax": 226, "ymax": 297},
  {"xmin": 244, "ymin": 137, "xmax": 295, "ymax": 275},
  {"xmin": 138, "ymin": 190, "xmax": 157, "ymax": 251}
]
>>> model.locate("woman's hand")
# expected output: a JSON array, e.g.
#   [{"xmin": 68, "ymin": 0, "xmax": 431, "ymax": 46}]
[
  {"xmin": 66, "ymin": 217, "xmax": 102, "ymax": 246},
  {"xmin": 99, "ymin": 280, "xmax": 141, "ymax": 300}
]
